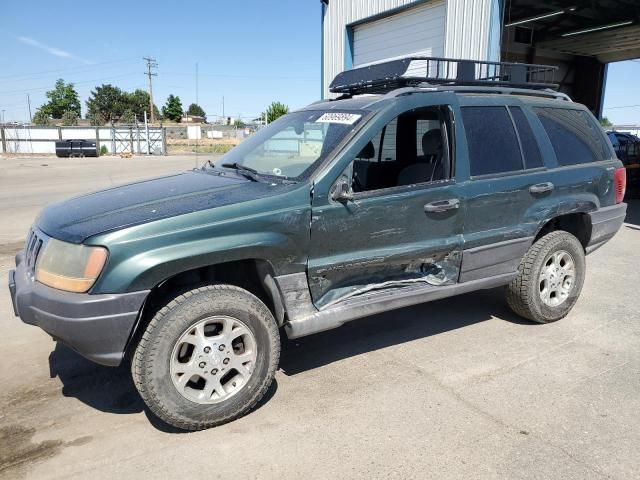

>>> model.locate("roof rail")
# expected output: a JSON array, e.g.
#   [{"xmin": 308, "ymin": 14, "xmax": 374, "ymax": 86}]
[
  {"xmin": 382, "ymin": 85, "xmax": 572, "ymax": 102},
  {"xmin": 330, "ymin": 56, "xmax": 559, "ymax": 95}
]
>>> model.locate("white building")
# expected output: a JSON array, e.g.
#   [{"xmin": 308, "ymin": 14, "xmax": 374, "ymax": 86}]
[{"xmin": 320, "ymin": 0, "xmax": 640, "ymax": 116}]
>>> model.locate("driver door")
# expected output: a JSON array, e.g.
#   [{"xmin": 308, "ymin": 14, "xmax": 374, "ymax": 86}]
[{"xmin": 307, "ymin": 101, "xmax": 465, "ymax": 309}]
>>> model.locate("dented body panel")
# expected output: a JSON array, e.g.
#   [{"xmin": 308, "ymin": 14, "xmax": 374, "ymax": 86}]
[
  {"xmin": 308, "ymin": 182, "xmax": 464, "ymax": 308},
  {"xmin": 308, "ymin": 92, "xmax": 465, "ymax": 308}
]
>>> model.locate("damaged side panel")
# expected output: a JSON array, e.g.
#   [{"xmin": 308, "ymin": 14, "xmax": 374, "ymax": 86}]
[
  {"xmin": 313, "ymin": 246, "xmax": 462, "ymax": 309},
  {"xmin": 307, "ymin": 182, "xmax": 465, "ymax": 309}
]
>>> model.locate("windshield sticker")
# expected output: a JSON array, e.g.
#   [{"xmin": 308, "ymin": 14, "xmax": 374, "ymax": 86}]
[{"xmin": 316, "ymin": 112, "xmax": 362, "ymax": 125}]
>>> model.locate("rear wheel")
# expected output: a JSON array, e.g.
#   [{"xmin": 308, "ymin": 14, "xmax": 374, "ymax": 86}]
[
  {"xmin": 507, "ymin": 231, "xmax": 586, "ymax": 323},
  {"xmin": 132, "ymin": 284, "xmax": 280, "ymax": 430}
]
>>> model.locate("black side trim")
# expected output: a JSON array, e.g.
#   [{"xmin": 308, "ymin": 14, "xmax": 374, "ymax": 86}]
[{"xmin": 459, "ymin": 237, "xmax": 534, "ymax": 282}]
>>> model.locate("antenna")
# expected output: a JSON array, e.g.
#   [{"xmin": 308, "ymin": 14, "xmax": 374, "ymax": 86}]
[{"xmin": 143, "ymin": 57, "xmax": 158, "ymax": 123}]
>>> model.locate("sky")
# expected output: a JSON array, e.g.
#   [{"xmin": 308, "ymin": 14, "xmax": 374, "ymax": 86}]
[
  {"xmin": 0, "ymin": 1, "xmax": 638, "ymax": 125},
  {"xmin": 0, "ymin": 0, "xmax": 321, "ymax": 123}
]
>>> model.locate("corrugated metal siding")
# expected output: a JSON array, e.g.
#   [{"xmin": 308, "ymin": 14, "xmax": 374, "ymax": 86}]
[
  {"xmin": 322, "ymin": 0, "xmax": 501, "ymax": 98},
  {"xmin": 444, "ymin": 0, "xmax": 493, "ymax": 61},
  {"xmin": 353, "ymin": 1, "xmax": 445, "ymax": 67},
  {"xmin": 323, "ymin": 0, "xmax": 423, "ymax": 98}
]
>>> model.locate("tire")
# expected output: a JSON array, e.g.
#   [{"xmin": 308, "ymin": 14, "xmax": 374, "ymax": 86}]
[
  {"xmin": 132, "ymin": 284, "xmax": 280, "ymax": 431},
  {"xmin": 507, "ymin": 231, "xmax": 586, "ymax": 323}
]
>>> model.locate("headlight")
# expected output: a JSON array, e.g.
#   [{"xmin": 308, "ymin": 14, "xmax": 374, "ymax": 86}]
[{"xmin": 35, "ymin": 239, "xmax": 108, "ymax": 293}]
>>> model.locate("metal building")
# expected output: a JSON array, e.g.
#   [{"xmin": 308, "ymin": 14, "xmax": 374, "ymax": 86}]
[
  {"xmin": 321, "ymin": 0, "xmax": 640, "ymax": 116},
  {"xmin": 321, "ymin": 0, "xmax": 502, "ymax": 98}
]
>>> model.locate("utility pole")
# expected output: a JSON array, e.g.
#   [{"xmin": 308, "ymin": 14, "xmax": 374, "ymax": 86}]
[
  {"xmin": 222, "ymin": 96, "xmax": 225, "ymax": 121},
  {"xmin": 143, "ymin": 57, "xmax": 158, "ymax": 123},
  {"xmin": 27, "ymin": 94, "xmax": 32, "ymax": 123},
  {"xmin": 1, "ymin": 110, "xmax": 5, "ymax": 125}
]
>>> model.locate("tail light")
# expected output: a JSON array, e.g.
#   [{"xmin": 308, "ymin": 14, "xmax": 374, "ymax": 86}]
[{"xmin": 614, "ymin": 167, "xmax": 626, "ymax": 204}]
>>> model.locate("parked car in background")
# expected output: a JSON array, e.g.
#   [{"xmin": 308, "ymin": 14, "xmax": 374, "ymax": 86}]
[{"xmin": 607, "ymin": 131, "xmax": 640, "ymax": 196}]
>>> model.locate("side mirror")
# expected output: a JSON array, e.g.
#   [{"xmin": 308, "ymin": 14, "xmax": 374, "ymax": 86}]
[{"xmin": 330, "ymin": 177, "xmax": 354, "ymax": 202}]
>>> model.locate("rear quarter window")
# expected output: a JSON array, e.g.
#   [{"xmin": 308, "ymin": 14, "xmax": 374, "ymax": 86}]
[
  {"xmin": 509, "ymin": 106, "xmax": 543, "ymax": 169},
  {"xmin": 462, "ymin": 106, "xmax": 523, "ymax": 176},
  {"xmin": 534, "ymin": 107, "xmax": 608, "ymax": 165}
]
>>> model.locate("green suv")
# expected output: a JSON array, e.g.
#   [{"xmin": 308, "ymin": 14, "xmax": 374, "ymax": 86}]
[{"xmin": 9, "ymin": 58, "xmax": 627, "ymax": 430}]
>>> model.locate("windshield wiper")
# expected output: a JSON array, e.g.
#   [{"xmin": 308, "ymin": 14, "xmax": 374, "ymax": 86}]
[{"xmin": 221, "ymin": 162, "xmax": 260, "ymax": 181}]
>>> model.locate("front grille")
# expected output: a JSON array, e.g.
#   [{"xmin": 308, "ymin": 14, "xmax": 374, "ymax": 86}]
[{"xmin": 24, "ymin": 229, "xmax": 44, "ymax": 274}]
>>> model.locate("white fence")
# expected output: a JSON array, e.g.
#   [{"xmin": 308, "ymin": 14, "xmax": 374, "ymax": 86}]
[{"xmin": 0, "ymin": 125, "xmax": 166, "ymax": 155}]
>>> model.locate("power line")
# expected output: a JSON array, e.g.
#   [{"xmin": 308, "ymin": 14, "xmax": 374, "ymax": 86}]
[
  {"xmin": 143, "ymin": 57, "xmax": 158, "ymax": 123},
  {"xmin": 162, "ymin": 71, "xmax": 315, "ymax": 80},
  {"xmin": 604, "ymin": 104, "xmax": 640, "ymax": 110},
  {"xmin": 0, "ymin": 72, "xmax": 139, "ymax": 95},
  {"xmin": 0, "ymin": 58, "xmax": 139, "ymax": 82}
]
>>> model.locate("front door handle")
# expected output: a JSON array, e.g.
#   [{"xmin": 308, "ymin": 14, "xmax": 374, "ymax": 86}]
[
  {"xmin": 529, "ymin": 182, "xmax": 554, "ymax": 194},
  {"xmin": 424, "ymin": 198, "xmax": 460, "ymax": 213}
]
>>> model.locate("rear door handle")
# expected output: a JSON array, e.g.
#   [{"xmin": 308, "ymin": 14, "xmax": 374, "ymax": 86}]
[
  {"xmin": 529, "ymin": 182, "xmax": 554, "ymax": 194},
  {"xmin": 424, "ymin": 198, "xmax": 460, "ymax": 213}
]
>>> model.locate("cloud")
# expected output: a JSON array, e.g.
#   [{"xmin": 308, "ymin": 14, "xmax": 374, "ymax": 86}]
[{"xmin": 17, "ymin": 36, "xmax": 93, "ymax": 64}]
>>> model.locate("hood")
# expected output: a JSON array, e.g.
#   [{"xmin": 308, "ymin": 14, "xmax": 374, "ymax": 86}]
[{"xmin": 37, "ymin": 170, "xmax": 283, "ymax": 243}]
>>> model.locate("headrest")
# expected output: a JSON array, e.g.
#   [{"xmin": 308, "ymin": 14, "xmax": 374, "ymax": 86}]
[
  {"xmin": 357, "ymin": 141, "xmax": 375, "ymax": 159},
  {"xmin": 422, "ymin": 129, "xmax": 442, "ymax": 157}
]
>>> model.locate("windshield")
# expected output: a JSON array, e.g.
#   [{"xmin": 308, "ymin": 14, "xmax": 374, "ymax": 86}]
[{"xmin": 217, "ymin": 109, "xmax": 366, "ymax": 179}]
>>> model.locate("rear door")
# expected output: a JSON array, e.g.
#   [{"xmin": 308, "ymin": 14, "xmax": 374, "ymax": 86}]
[{"xmin": 458, "ymin": 99, "xmax": 554, "ymax": 282}]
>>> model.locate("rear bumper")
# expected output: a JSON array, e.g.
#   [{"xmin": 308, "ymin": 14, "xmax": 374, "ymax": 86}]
[
  {"xmin": 9, "ymin": 251, "xmax": 149, "ymax": 366},
  {"xmin": 586, "ymin": 203, "xmax": 627, "ymax": 254}
]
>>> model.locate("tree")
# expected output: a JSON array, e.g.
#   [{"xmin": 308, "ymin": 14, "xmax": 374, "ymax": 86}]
[
  {"xmin": 88, "ymin": 111, "xmax": 106, "ymax": 126},
  {"xmin": 32, "ymin": 109, "xmax": 51, "ymax": 126},
  {"xmin": 40, "ymin": 79, "xmax": 81, "ymax": 119},
  {"xmin": 186, "ymin": 103, "xmax": 206, "ymax": 120},
  {"xmin": 126, "ymin": 89, "xmax": 159, "ymax": 121},
  {"xmin": 119, "ymin": 109, "xmax": 136, "ymax": 124},
  {"xmin": 600, "ymin": 116, "xmax": 613, "ymax": 128},
  {"xmin": 86, "ymin": 84, "xmax": 127, "ymax": 122},
  {"xmin": 263, "ymin": 101, "xmax": 289, "ymax": 123},
  {"xmin": 235, "ymin": 119, "xmax": 246, "ymax": 129},
  {"xmin": 60, "ymin": 111, "xmax": 78, "ymax": 126},
  {"xmin": 162, "ymin": 94, "xmax": 183, "ymax": 122}
]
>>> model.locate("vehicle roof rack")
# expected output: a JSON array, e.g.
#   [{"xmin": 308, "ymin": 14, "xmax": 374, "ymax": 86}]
[
  {"xmin": 329, "ymin": 56, "xmax": 559, "ymax": 96},
  {"xmin": 381, "ymin": 85, "xmax": 571, "ymax": 102}
]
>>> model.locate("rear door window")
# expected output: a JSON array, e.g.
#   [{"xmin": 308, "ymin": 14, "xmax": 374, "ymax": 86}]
[
  {"xmin": 509, "ymin": 106, "xmax": 543, "ymax": 169},
  {"xmin": 462, "ymin": 106, "xmax": 523, "ymax": 176},
  {"xmin": 534, "ymin": 107, "xmax": 608, "ymax": 165}
]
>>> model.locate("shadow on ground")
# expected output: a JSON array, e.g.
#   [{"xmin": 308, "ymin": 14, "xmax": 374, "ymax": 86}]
[
  {"xmin": 279, "ymin": 286, "xmax": 530, "ymax": 375},
  {"xmin": 47, "ymin": 286, "xmax": 530, "ymax": 431},
  {"xmin": 624, "ymin": 199, "xmax": 640, "ymax": 229},
  {"xmin": 48, "ymin": 342, "xmax": 278, "ymax": 433}
]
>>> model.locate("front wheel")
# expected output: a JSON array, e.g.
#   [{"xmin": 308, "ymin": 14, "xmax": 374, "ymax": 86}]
[
  {"xmin": 507, "ymin": 231, "xmax": 586, "ymax": 323},
  {"xmin": 132, "ymin": 284, "xmax": 280, "ymax": 430}
]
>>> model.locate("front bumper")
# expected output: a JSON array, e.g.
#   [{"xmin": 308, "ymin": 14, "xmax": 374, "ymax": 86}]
[
  {"xmin": 9, "ymin": 251, "xmax": 149, "ymax": 366},
  {"xmin": 585, "ymin": 203, "xmax": 627, "ymax": 254}
]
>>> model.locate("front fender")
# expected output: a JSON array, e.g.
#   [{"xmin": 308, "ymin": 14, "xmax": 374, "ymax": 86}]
[
  {"xmin": 101, "ymin": 232, "xmax": 298, "ymax": 292},
  {"xmin": 86, "ymin": 189, "xmax": 311, "ymax": 293}
]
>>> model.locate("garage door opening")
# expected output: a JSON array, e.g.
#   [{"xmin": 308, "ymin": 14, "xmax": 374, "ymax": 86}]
[{"xmin": 501, "ymin": 0, "xmax": 640, "ymax": 116}]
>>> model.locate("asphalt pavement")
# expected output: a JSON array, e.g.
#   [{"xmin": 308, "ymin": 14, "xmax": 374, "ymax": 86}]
[{"xmin": 1, "ymin": 155, "xmax": 639, "ymax": 479}]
